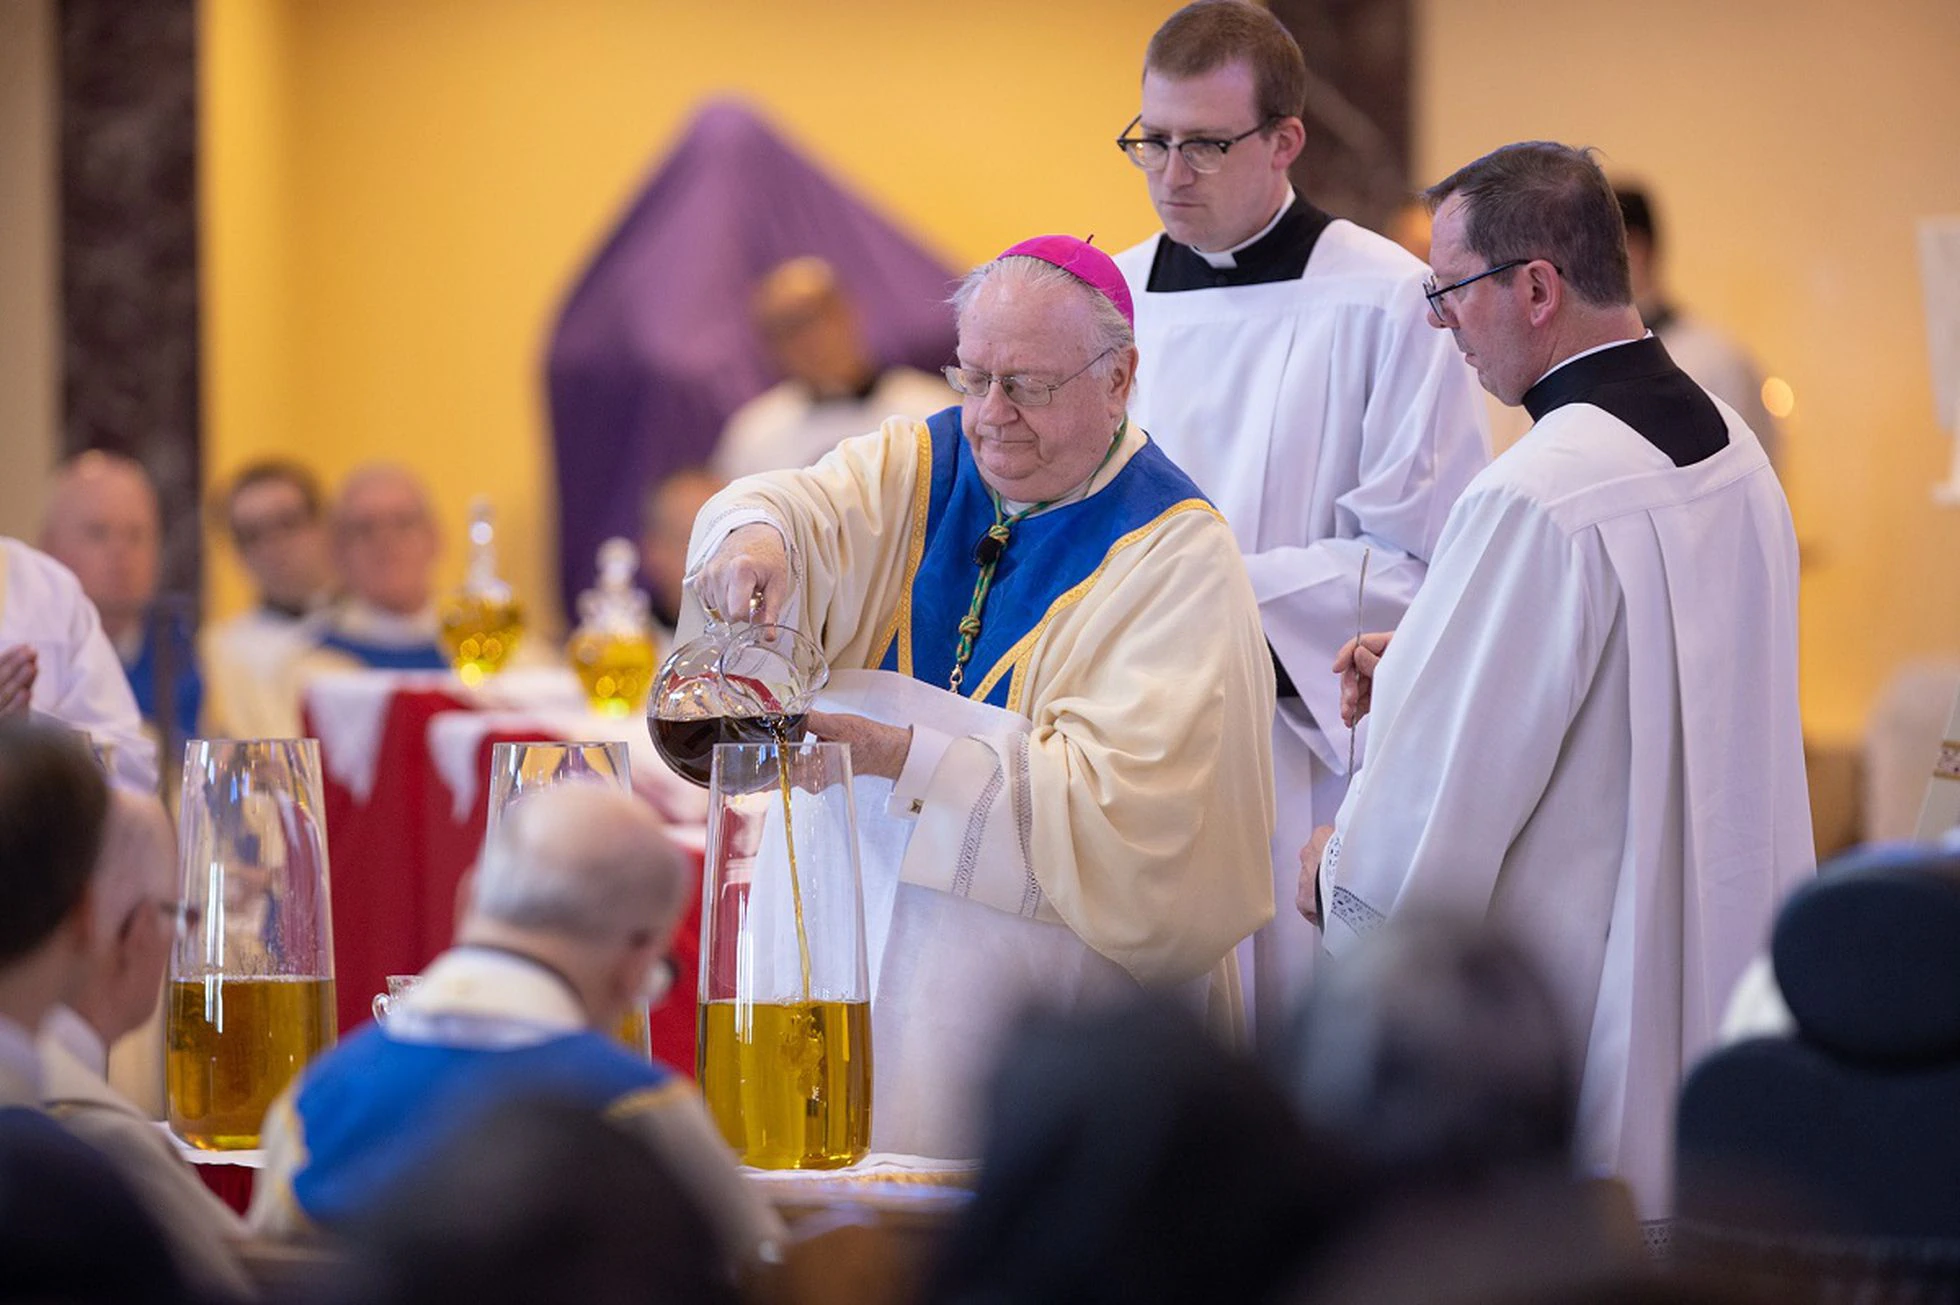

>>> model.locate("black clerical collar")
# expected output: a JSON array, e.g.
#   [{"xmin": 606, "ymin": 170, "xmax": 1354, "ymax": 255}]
[
  {"xmin": 1145, "ymin": 196, "xmax": 1334, "ymax": 292},
  {"xmin": 1521, "ymin": 336, "xmax": 1728, "ymax": 468}
]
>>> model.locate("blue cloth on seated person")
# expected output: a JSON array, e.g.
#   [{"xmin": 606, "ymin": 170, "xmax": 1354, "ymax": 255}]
[
  {"xmin": 290, "ymin": 1025, "xmax": 676, "ymax": 1226},
  {"xmin": 315, "ymin": 630, "xmax": 451, "ymax": 671}
]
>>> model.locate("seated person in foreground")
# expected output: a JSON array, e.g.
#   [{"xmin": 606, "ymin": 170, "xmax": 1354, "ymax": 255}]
[
  {"xmin": 315, "ymin": 1099, "xmax": 741, "ymax": 1305},
  {"xmin": 711, "ymin": 255, "xmax": 955, "ymax": 479},
  {"xmin": 248, "ymin": 784, "xmax": 783, "ymax": 1278},
  {"xmin": 40, "ymin": 789, "xmax": 254, "ymax": 1300},
  {"xmin": 684, "ymin": 234, "xmax": 1275, "ymax": 1158},
  {"xmin": 0, "ymin": 720, "xmax": 111, "ymax": 1108}
]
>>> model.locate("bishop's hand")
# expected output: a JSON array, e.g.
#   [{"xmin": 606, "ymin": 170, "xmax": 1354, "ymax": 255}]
[
  {"xmin": 1334, "ymin": 631, "xmax": 1393, "ymax": 728},
  {"xmin": 690, "ymin": 524, "xmax": 790, "ymax": 628},
  {"xmin": 805, "ymin": 710, "xmax": 913, "ymax": 781}
]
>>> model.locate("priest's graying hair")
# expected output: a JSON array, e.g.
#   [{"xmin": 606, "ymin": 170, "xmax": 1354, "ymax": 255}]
[
  {"xmin": 1283, "ymin": 910, "xmax": 1577, "ymax": 1186},
  {"xmin": 950, "ymin": 256, "xmax": 1136, "ymax": 363},
  {"xmin": 1423, "ymin": 141, "xmax": 1635, "ymax": 310},
  {"xmin": 469, "ymin": 784, "xmax": 687, "ymax": 943}
]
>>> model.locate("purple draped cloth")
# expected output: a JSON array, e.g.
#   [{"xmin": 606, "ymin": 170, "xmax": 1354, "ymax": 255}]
[{"xmin": 544, "ymin": 99, "xmax": 960, "ymax": 611}]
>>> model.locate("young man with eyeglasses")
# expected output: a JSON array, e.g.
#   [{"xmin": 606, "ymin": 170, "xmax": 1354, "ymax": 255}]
[
  {"xmin": 201, "ymin": 459, "xmax": 338, "ymax": 739},
  {"xmin": 1110, "ymin": 0, "xmax": 1488, "ymax": 1045},
  {"xmin": 1304, "ymin": 141, "xmax": 1811, "ymax": 1231}
]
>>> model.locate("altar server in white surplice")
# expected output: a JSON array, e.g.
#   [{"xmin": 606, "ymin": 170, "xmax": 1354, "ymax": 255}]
[
  {"xmin": 1112, "ymin": 1, "xmax": 1489, "ymax": 1040},
  {"xmin": 1304, "ymin": 143, "xmax": 1814, "ymax": 1230},
  {"xmin": 685, "ymin": 236, "xmax": 1275, "ymax": 1160}
]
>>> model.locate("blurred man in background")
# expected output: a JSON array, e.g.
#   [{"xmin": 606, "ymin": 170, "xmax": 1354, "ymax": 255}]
[
  {"xmin": 203, "ymin": 459, "xmax": 338, "ymax": 738},
  {"xmin": 1617, "ymin": 184, "xmax": 1785, "ymax": 470},
  {"xmin": 306, "ymin": 463, "xmax": 446, "ymax": 671},
  {"xmin": 711, "ymin": 255, "xmax": 953, "ymax": 479},
  {"xmin": 40, "ymin": 452, "xmax": 202, "ymax": 759},
  {"xmin": 638, "ymin": 466, "xmax": 725, "ymax": 633}
]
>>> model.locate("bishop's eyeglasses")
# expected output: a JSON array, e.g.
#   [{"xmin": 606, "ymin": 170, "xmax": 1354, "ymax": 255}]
[
  {"xmin": 943, "ymin": 347, "xmax": 1114, "ymax": 408},
  {"xmin": 1114, "ymin": 115, "xmax": 1279, "ymax": 174}
]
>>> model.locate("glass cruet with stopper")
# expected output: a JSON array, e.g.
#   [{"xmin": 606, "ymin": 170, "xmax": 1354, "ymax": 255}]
[
  {"xmin": 437, "ymin": 497, "xmax": 524, "ymax": 685},
  {"xmin": 566, "ymin": 537, "xmax": 658, "ymax": 717}
]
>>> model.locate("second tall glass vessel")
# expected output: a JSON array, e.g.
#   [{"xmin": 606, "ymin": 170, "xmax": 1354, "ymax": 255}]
[
  {"xmin": 698, "ymin": 739, "xmax": 871, "ymax": 1169},
  {"xmin": 168, "ymin": 739, "xmax": 338, "ymax": 1150}
]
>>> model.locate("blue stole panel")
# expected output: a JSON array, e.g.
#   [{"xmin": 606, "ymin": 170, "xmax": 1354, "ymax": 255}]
[
  {"xmin": 316, "ymin": 630, "xmax": 450, "ymax": 671},
  {"xmin": 880, "ymin": 406, "xmax": 1213, "ymax": 709},
  {"xmin": 289, "ymin": 1024, "xmax": 674, "ymax": 1225}
]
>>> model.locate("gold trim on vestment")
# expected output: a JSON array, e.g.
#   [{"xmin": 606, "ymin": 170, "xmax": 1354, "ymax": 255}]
[
  {"xmin": 869, "ymin": 420, "xmax": 935, "ymax": 674},
  {"xmin": 964, "ymin": 498, "xmax": 1223, "ymax": 710},
  {"xmin": 605, "ymin": 1078, "xmax": 694, "ymax": 1121}
]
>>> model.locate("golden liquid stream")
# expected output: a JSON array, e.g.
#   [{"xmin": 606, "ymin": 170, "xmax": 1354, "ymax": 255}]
[{"xmin": 772, "ymin": 721, "xmax": 814, "ymax": 1004}]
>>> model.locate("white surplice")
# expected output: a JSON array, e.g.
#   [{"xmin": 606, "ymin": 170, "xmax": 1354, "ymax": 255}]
[
  {"xmin": 1318, "ymin": 398, "xmax": 1814, "ymax": 1222},
  {"xmin": 1114, "ymin": 221, "xmax": 1489, "ymax": 1034},
  {"xmin": 0, "ymin": 537, "xmax": 158, "ymax": 793}
]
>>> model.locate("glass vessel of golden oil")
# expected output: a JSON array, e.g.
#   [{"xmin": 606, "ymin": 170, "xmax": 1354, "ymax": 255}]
[
  {"xmin": 698, "ymin": 738, "xmax": 871, "ymax": 1169},
  {"xmin": 438, "ymin": 497, "xmax": 524, "ymax": 686},
  {"xmin": 567, "ymin": 537, "xmax": 658, "ymax": 717},
  {"xmin": 168, "ymin": 739, "xmax": 338, "ymax": 1150}
]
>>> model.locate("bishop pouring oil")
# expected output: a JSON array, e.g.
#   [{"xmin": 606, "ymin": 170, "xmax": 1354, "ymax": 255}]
[{"xmin": 669, "ymin": 235, "xmax": 1276, "ymax": 1163}]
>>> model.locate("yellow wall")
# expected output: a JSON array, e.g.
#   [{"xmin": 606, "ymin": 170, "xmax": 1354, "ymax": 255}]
[
  {"xmin": 1417, "ymin": 0, "xmax": 1960, "ymax": 740},
  {"xmin": 201, "ymin": 0, "xmax": 1174, "ymax": 631},
  {"xmin": 205, "ymin": 0, "xmax": 1960, "ymax": 744}
]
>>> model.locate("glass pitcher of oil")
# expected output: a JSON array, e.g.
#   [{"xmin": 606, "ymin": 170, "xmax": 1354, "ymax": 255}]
[
  {"xmin": 647, "ymin": 621, "xmax": 828, "ymax": 787},
  {"xmin": 698, "ymin": 738, "xmax": 871, "ymax": 1168}
]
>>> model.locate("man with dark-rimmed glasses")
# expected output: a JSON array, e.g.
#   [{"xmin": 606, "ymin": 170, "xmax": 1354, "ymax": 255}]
[
  {"xmin": 1305, "ymin": 141, "xmax": 1810, "ymax": 1233},
  {"xmin": 1109, "ymin": 0, "xmax": 1488, "ymax": 1047}
]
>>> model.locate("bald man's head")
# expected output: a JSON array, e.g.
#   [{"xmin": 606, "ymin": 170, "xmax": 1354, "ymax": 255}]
[
  {"xmin": 468, "ymin": 785, "xmax": 688, "ymax": 946},
  {"xmin": 332, "ymin": 464, "xmax": 440, "ymax": 616},
  {"xmin": 459, "ymin": 784, "xmax": 689, "ymax": 1028},
  {"xmin": 40, "ymin": 452, "xmax": 162, "ymax": 641}
]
